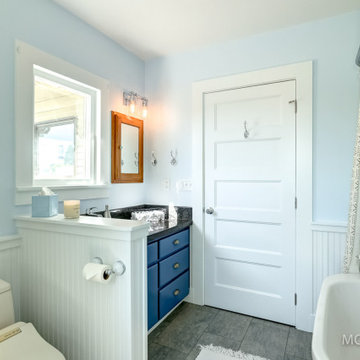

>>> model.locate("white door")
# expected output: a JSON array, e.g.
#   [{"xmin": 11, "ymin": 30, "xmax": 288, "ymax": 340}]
[{"xmin": 204, "ymin": 80, "xmax": 296, "ymax": 325}]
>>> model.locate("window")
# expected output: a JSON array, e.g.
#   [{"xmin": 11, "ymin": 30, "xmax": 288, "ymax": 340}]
[
  {"xmin": 15, "ymin": 40, "xmax": 110, "ymax": 205},
  {"xmin": 33, "ymin": 66, "xmax": 98, "ymax": 184}
]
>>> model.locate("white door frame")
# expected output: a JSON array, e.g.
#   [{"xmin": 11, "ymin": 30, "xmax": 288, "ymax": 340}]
[{"xmin": 190, "ymin": 62, "xmax": 313, "ymax": 332}]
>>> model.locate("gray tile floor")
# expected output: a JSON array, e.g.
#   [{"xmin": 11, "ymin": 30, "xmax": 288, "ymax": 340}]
[{"xmin": 148, "ymin": 303, "xmax": 312, "ymax": 360}]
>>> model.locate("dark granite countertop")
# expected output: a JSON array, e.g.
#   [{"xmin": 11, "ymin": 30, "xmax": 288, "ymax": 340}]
[
  {"xmin": 147, "ymin": 219, "xmax": 192, "ymax": 243},
  {"xmin": 83, "ymin": 204, "xmax": 192, "ymax": 243}
]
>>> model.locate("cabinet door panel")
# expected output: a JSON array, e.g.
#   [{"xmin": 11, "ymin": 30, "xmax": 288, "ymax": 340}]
[
  {"xmin": 159, "ymin": 271, "xmax": 189, "ymax": 319},
  {"xmin": 159, "ymin": 229, "xmax": 189, "ymax": 259},
  {"xmin": 147, "ymin": 242, "xmax": 158, "ymax": 266},
  {"xmin": 148, "ymin": 264, "xmax": 158, "ymax": 329},
  {"xmin": 159, "ymin": 247, "xmax": 189, "ymax": 287}
]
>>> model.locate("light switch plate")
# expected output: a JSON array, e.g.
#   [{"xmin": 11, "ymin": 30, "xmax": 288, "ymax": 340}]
[
  {"xmin": 176, "ymin": 179, "xmax": 192, "ymax": 192},
  {"xmin": 162, "ymin": 178, "xmax": 170, "ymax": 191}
]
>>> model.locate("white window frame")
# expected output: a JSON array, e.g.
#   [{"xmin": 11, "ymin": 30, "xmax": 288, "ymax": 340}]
[{"xmin": 15, "ymin": 40, "xmax": 110, "ymax": 205}]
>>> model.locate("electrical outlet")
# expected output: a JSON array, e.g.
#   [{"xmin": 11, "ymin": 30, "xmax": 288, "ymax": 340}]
[
  {"xmin": 162, "ymin": 178, "xmax": 170, "ymax": 191},
  {"xmin": 182, "ymin": 180, "xmax": 192, "ymax": 191}
]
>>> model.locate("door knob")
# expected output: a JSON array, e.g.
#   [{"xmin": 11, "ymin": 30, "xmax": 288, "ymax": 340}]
[{"xmin": 206, "ymin": 207, "xmax": 214, "ymax": 215}]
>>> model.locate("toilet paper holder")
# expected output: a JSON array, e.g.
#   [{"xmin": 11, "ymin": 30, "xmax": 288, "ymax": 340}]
[{"xmin": 92, "ymin": 257, "xmax": 126, "ymax": 277}]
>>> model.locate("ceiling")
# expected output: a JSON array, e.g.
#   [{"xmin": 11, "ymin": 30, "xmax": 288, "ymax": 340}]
[{"xmin": 53, "ymin": 0, "xmax": 360, "ymax": 60}]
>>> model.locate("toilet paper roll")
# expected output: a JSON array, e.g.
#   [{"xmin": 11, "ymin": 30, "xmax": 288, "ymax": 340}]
[{"xmin": 82, "ymin": 263, "xmax": 113, "ymax": 284}]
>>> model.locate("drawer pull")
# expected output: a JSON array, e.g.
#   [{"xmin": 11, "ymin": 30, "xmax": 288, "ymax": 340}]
[
  {"xmin": 173, "ymin": 263, "xmax": 180, "ymax": 269},
  {"xmin": 173, "ymin": 289, "xmax": 180, "ymax": 296},
  {"xmin": 173, "ymin": 239, "xmax": 180, "ymax": 245}
]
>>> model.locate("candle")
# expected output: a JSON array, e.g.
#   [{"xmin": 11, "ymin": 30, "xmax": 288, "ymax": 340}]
[{"xmin": 64, "ymin": 200, "xmax": 80, "ymax": 219}]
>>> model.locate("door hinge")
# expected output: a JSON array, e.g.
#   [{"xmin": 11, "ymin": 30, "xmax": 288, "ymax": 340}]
[
  {"xmin": 295, "ymin": 197, "xmax": 297, "ymax": 209},
  {"xmin": 289, "ymin": 99, "xmax": 297, "ymax": 114},
  {"xmin": 294, "ymin": 293, "xmax": 297, "ymax": 306}
]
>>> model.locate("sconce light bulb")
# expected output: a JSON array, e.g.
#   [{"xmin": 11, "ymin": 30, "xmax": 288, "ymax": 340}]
[
  {"xmin": 142, "ymin": 108, "xmax": 148, "ymax": 118},
  {"xmin": 130, "ymin": 102, "xmax": 135, "ymax": 113}
]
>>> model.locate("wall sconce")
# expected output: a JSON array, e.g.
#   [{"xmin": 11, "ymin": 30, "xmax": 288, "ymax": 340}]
[{"xmin": 123, "ymin": 91, "xmax": 148, "ymax": 118}]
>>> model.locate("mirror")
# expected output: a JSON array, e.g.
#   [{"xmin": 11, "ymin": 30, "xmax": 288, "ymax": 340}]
[
  {"xmin": 111, "ymin": 111, "xmax": 143, "ymax": 183},
  {"xmin": 121, "ymin": 123, "xmax": 139, "ymax": 174}
]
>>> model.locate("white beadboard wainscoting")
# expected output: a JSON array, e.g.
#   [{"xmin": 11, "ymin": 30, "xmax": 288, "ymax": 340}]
[
  {"xmin": 310, "ymin": 222, "xmax": 347, "ymax": 325},
  {"xmin": 16, "ymin": 215, "xmax": 148, "ymax": 360},
  {"xmin": 1, "ymin": 217, "xmax": 348, "ymax": 355},
  {"xmin": 0, "ymin": 234, "xmax": 21, "ymax": 321}
]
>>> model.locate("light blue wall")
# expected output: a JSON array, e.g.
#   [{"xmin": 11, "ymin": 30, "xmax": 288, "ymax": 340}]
[
  {"xmin": 1, "ymin": 4, "xmax": 359, "ymax": 236},
  {"xmin": 145, "ymin": 11, "xmax": 360, "ymax": 223},
  {"xmin": 0, "ymin": 0, "xmax": 145, "ymax": 236}
]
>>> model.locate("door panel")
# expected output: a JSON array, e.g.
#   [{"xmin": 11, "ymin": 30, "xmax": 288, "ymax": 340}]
[
  {"xmin": 204, "ymin": 81, "xmax": 296, "ymax": 325},
  {"xmin": 215, "ymin": 181, "xmax": 282, "ymax": 209},
  {"xmin": 216, "ymin": 139, "xmax": 281, "ymax": 169},
  {"xmin": 215, "ymin": 220, "xmax": 282, "ymax": 252}
]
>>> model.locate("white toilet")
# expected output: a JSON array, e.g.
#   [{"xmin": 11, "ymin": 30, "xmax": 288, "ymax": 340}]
[{"xmin": 0, "ymin": 279, "xmax": 65, "ymax": 359}]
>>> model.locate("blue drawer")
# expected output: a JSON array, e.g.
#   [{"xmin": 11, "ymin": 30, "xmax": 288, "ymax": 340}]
[
  {"xmin": 147, "ymin": 242, "xmax": 158, "ymax": 266},
  {"xmin": 148, "ymin": 264, "xmax": 158, "ymax": 329},
  {"xmin": 159, "ymin": 247, "xmax": 189, "ymax": 287},
  {"xmin": 159, "ymin": 270, "xmax": 189, "ymax": 318},
  {"xmin": 159, "ymin": 229, "xmax": 189, "ymax": 259}
]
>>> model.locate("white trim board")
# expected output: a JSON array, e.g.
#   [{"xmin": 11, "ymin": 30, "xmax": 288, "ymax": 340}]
[
  {"xmin": 0, "ymin": 234, "xmax": 22, "ymax": 251},
  {"xmin": 312, "ymin": 221, "xmax": 348, "ymax": 232},
  {"xmin": 0, "ymin": 234, "xmax": 22, "ymax": 321},
  {"xmin": 191, "ymin": 61, "xmax": 313, "ymax": 331}
]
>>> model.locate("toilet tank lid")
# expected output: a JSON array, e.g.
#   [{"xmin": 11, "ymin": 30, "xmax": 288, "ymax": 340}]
[{"xmin": 0, "ymin": 279, "xmax": 10, "ymax": 294}]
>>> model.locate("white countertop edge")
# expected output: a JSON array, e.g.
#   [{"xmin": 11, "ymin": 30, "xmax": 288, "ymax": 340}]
[{"xmin": 15, "ymin": 214, "xmax": 149, "ymax": 233}]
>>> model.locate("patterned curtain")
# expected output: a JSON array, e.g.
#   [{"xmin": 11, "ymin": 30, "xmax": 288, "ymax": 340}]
[{"xmin": 344, "ymin": 105, "xmax": 360, "ymax": 273}]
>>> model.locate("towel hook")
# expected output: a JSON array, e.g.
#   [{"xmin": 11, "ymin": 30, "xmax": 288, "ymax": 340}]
[
  {"xmin": 244, "ymin": 121, "xmax": 249, "ymax": 139},
  {"xmin": 170, "ymin": 149, "xmax": 177, "ymax": 166},
  {"xmin": 151, "ymin": 151, "xmax": 157, "ymax": 166}
]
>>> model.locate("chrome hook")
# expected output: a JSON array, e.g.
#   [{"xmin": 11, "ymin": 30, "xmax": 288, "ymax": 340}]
[
  {"xmin": 244, "ymin": 121, "xmax": 249, "ymax": 139},
  {"xmin": 170, "ymin": 149, "xmax": 177, "ymax": 166},
  {"xmin": 151, "ymin": 151, "xmax": 157, "ymax": 166}
]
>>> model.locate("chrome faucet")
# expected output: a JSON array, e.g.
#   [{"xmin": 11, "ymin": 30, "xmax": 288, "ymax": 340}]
[
  {"xmin": 104, "ymin": 205, "xmax": 112, "ymax": 218},
  {"xmin": 86, "ymin": 207, "xmax": 102, "ymax": 216}
]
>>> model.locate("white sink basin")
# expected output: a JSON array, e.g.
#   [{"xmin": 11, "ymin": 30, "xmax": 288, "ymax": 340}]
[{"xmin": 312, "ymin": 273, "xmax": 360, "ymax": 360}]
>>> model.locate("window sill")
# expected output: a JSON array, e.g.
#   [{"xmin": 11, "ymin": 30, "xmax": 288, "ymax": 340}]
[{"xmin": 16, "ymin": 184, "xmax": 110, "ymax": 205}]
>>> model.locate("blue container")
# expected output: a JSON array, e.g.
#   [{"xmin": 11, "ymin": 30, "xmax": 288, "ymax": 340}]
[{"xmin": 32, "ymin": 195, "xmax": 58, "ymax": 217}]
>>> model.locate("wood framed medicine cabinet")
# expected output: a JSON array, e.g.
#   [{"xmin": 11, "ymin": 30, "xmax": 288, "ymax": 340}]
[{"xmin": 111, "ymin": 111, "xmax": 143, "ymax": 183}]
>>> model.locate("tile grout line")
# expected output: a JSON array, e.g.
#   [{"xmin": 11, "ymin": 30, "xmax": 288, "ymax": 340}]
[
  {"xmin": 237, "ymin": 317, "xmax": 254, "ymax": 351},
  {"xmin": 151, "ymin": 304, "xmax": 217, "ymax": 358},
  {"xmin": 282, "ymin": 326, "xmax": 291, "ymax": 360},
  {"xmin": 185, "ymin": 308, "xmax": 219, "ymax": 356},
  {"xmin": 149, "ymin": 305, "xmax": 310, "ymax": 360}
]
